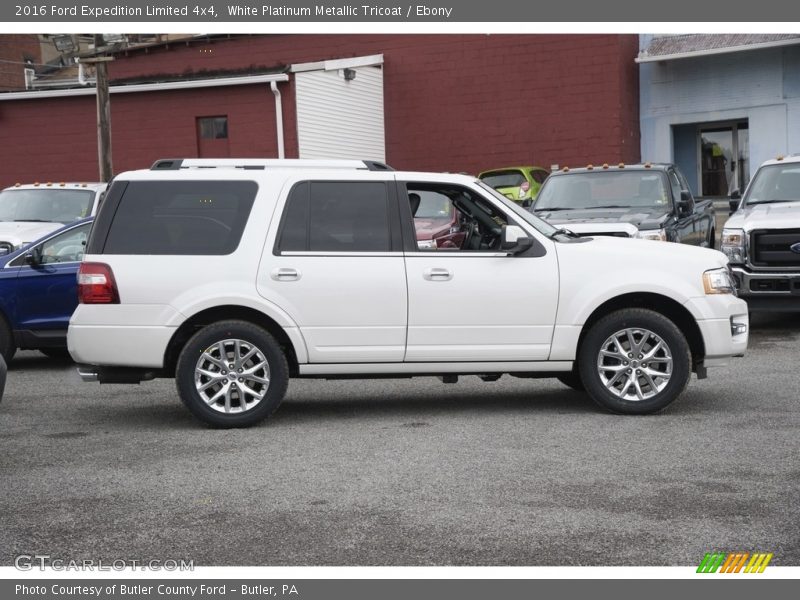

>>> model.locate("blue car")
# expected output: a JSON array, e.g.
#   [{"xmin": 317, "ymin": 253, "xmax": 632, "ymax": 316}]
[{"xmin": 0, "ymin": 217, "xmax": 93, "ymax": 362}]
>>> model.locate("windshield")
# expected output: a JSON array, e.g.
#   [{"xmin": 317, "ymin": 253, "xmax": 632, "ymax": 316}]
[
  {"xmin": 480, "ymin": 170, "xmax": 526, "ymax": 189},
  {"xmin": 475, "ymin": 180, "xmax": 557, "ymax": 237},
  {"xmin": 0, "ymin": 189, "xmax": 95, "ymax": 223},
  {"xmin": 534, "ymin": 171, "xmax": 671, "ymax": 211},
  {"xmin": 742, "ymin": 164, "xmax": 800, "ymax": 205}
]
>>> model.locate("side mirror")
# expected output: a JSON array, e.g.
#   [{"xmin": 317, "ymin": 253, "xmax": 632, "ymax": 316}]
[
  {"xmin": 501, "ymin": 225, "xmax": 534, "ymax": 255},
  {"xmin": 521, "ymin": 198, "xmax": 533, "ymax": 208},
  {"xmin": 24, "ymin": 247, "xmax": 42, "ymax": 266},
  {"xmin": 677, "ymin": 190, "xmax": 693, "ymax": 216},
  {"xmin": 728, "ymin": 189, "xmax": 741, "ymax": 215}
]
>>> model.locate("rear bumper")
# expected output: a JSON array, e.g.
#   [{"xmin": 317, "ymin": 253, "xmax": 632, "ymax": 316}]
[{"xmin": 68, "ymin": 324, "xmax": 175, "ymax": 368}]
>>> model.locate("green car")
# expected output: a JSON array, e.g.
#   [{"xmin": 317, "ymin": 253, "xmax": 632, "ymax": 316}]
[{"xmin": 478, "ymin": 166, "xmax": 550, "ymax": 206}]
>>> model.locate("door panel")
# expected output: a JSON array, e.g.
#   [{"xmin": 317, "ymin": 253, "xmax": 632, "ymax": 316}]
[
  {"xmin": 14, "ymin": 263, "xmax": 80, "ymax": 331},
  {"xmin": 258, "ymin": 177, "xmax": 406, "ymax": 363},
  {"xmin": 258, "ymin": 255, "xmax": 407, "ymax": 362},
  {"xmin": 404, "ymin": 252, "xmax": 559, "ymax": 362}
]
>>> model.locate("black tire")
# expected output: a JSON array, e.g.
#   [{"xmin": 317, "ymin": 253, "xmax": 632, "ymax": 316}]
[
  {"xmin": 556, "ymin": 371, "xmax": 585, "ymax": 392},
  {"xmin": 0, "ymin": 317, "xmax": 16, "ymax": 363},
  {"xmin": 175, "ymin": 320, "xmax": 289, "ymax": 428},
  {"xmin": 578, "ymin": 308, "xmax": 691, "ymax": 415},
  {"xmin": 40, "ymin": 347, "xmax": 71, "ymax": 360}
]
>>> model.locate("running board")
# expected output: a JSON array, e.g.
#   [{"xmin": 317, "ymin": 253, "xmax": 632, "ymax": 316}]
[{"xmin": 298, "ymin": 361, "xmax": 573, "ymax": 376}]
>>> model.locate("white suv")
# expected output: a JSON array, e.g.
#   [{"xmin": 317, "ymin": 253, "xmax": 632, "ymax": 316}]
[{"xmin": 68, "ymin": 159, "xmax": 749, "ymax": 427}]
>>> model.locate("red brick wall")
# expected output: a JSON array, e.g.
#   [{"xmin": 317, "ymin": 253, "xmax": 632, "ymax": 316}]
[
  {"xmin": 0, "ymin": 35, "xmax": 41, "ymax": 92},
  {"xmin": 0, "ymin": 34, "xmax": 640, "ymax": 186}
]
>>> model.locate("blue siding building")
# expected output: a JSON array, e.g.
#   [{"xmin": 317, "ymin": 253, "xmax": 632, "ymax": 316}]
[{"xmin": 639, "ymin": 34, "xmax": 800, "ymax": 198}]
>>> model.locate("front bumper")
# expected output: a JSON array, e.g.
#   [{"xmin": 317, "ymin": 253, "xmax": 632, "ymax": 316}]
[
  {"xmin": 729, "ymin": 266, "xmax": 800, "ymax": 312},
  {"xmin": 683, "ymin": 295, "xmax": 749, "ymax": 368}
]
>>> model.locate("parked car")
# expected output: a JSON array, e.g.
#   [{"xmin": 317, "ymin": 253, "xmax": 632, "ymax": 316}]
[
  {"xmin": 478, "ymin": 166, "xmax": 549, "ymax": 206},
  {"xmin": 723, "ymin": 155, "xmax": 800, "ymax": 312},
  {"xmin": 69, "ymin": 158, "xmax": 747, "ymax": 427},
  {"xmin": 0, "ymin": 217, "xmax": 93, "ymax": 362},
  {"xmin": 531, "ymin": 163, "xmax": 716, "ymax": 246},
  {"xmin": 410, "ymin": 190, "xmax": 466, "ymax": 249},
  {"xmin": 0, "ymin": 182, "xmax": 105, "ymax": 256}
]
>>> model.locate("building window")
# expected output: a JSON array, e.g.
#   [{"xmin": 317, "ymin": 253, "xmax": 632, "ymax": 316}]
[{"xmin": 197, "ymin": 116, "xmax": 228, "ymax": 139}]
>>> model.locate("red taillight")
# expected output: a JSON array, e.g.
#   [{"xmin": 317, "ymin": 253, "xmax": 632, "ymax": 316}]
[{"xmin": 77, "ymin": 262, "xmax": 119, "ymax": 304}]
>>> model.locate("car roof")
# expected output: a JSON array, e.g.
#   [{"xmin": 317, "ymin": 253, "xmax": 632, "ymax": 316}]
[
  {"xmin": 2, "ymin": 182, "xmax": 106, "ymax": 192},
  {"xmin": 479, "ymin": 166, "xmax": 547, "ymax": 175},
  {"xmin": 757, "ymin": 155, "xmax": 800, "ymax": 167},
  {"xmin": 546, "ymin": 163, "xmax": 673, "ymax": 177}
]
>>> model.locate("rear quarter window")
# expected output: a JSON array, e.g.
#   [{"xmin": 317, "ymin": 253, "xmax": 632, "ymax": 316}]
[{"xmin": 99, "ymin": 181, "xmax": 257, "ymax": 255}]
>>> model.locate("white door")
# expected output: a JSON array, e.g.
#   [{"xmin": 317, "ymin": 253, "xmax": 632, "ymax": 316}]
[
  {"xmin": 295, "ymin": 66, "xmax": 385, "ymax": 161},
  {"xmin": 258, "ymin": 177, "xmax": 406, "ymax": 363},
  {"xmin": 403, "ymin": 183, "xmax": 559, "ymax": 362}
]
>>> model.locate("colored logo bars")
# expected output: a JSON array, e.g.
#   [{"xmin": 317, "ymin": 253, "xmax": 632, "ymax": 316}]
[{"xmin": 697, "ymin": 552, "xmax": 773, "ymax": 573}]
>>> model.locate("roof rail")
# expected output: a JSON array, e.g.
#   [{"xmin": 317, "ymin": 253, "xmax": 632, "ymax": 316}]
[{"xmin": 150, "ymin": 159, "xmax": 394, "ymax": 171}]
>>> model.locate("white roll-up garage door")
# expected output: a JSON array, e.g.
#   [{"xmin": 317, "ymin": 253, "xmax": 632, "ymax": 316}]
[{"xmin": 295, "ymin": 64, "xmax": 385, "ymax": 162}]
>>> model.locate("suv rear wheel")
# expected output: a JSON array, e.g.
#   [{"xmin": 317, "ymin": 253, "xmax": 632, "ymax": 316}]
[
  {"xmin": 176, "ymin": 320, "xmax": 289, "ymax": 427},
  {"xmin": 578, "ymin": 309, "xmax": 691, "ymax": 414}
]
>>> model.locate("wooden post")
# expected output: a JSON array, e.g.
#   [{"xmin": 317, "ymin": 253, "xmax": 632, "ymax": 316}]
[{"xmin": 90, "ymin": 35, "xmax": 113, "ymax": 182}]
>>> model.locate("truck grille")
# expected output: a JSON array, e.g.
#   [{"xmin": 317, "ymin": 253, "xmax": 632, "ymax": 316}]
[{"xmin": 751, "ymin": 229, "xmax": 800, "ymax": 268}]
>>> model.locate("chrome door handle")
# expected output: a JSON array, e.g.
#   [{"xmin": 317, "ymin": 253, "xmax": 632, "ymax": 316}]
[
  {"xmin": 423, "ymin": 267, "xmax": 453, "ymax": 281},
  {"xmin": 270, "ymin": 268, "xmax": 301, "ymax": 281}
]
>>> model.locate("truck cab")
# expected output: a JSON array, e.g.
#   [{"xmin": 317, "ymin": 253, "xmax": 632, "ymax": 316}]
[
  {"xmin": 723, "ymin": 155, "xmax": 800, "ymax": 312},
  {"xmin": 531, "ymin": 163, "xmax": 716, "ymax": 247}
]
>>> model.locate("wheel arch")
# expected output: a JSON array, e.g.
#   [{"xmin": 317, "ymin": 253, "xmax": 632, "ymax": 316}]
[
  {"xmin": 163, "ymin": 305, "xmax": 301, "ymax": 378},
  {"xmin": 576, "ymin": 292, "xmax": 705, "ymax": 369}
]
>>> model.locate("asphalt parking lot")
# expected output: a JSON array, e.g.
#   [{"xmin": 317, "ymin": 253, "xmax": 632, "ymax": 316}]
[{"xmin": 1, "ymin": 313, "xmax": 798, "ymax": 567}]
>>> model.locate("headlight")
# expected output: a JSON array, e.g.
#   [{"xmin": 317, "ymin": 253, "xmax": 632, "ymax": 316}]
[
  {"xmin": 721, "ymin": 228, "xmax": 745, "ymax": 264},
  {"xmin": 636, "ymin": 228, "xmax": 667, "ymax": 241},
  {"xmin": 703, "ymin": 267, "xmax": 736, "ymax": 295}
]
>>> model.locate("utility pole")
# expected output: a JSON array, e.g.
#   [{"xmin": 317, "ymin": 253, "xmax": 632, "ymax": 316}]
[{"xmin": 83, "ymin": 34, "xmax": 114, "ymax": 182}]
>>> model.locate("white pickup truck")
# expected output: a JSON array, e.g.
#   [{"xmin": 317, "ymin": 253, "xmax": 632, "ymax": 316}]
[
  {"xmin": 723, "ymin": 155, "xmax": 800, "ymax": 312},
  {"xmin": 68, "ymin": 159, "xmax": 749, "ymax": 427},
  {"xmin": 0, "ymin": 182, "xmax": 106, "ymax": 256}
]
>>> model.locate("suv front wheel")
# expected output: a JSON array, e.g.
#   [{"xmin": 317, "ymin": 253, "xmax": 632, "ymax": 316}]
[
  {"xmin": 176, "ymin": 320, "xmax": 289, "ymax": 427},
  {"xmin": 578, "ymin": 309, "xmax": 692, "ymax": 414}
]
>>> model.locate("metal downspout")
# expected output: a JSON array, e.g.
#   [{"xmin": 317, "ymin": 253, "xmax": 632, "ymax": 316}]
[{"xmin": 270, "ymin": 80, "xmax": 285, "ymax": 159}]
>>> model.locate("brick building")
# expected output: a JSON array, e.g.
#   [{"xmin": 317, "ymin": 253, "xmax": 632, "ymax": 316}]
[
  {"xmin": 0, "ymin": 34, "xmax": 640, "ymax": 186},
  {"xmin": 0, "ymin": 35, "xmax": 41, "ymax": 93}
]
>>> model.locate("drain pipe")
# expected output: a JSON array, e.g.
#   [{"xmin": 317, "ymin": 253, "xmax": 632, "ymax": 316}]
[{"xmin": 270, "ymin": 80, "xmax": 285, "ymax": 159}]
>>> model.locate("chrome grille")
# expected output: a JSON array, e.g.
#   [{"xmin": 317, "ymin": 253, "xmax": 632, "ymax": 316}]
[{"xmin": 751, "ymin": 229, "xmax": 800, "ymax": 268}]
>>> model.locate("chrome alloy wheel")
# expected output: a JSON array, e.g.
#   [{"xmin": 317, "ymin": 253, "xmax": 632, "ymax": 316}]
[
  {"xmin": 596, "ymin": 328, "xmax": 673, "ymax": 401},
  {"xmin": 194, "ymin": 339, "xmax": 271, "ymax": 414}
]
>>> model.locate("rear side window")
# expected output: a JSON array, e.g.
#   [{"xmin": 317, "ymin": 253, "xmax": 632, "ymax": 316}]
[
  {"xmin": 102, "ymin": 181, "xmax": 257, "ymax": 255},
  {"xmin": 277, "ymin": 181, "xmax": 390, "ymax": 252}
]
